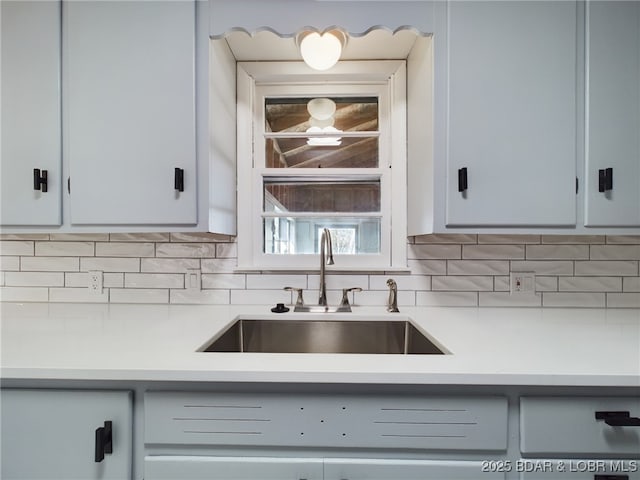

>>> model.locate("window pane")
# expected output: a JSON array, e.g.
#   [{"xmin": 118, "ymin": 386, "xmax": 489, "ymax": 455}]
[
  {"xmin": 264, "ymin": 218, "xmax": 381, "ymax": 255},
  {"xmin": 265, "ymin": 96, "xmax": 379, "ymax": 168},
  {"xmin": 265, "ymin": 137, "xmax": 378, "ymax": 168},
  {"xmin": 264, "ymin": 179, "xmax": 380, "ymax": 213}
]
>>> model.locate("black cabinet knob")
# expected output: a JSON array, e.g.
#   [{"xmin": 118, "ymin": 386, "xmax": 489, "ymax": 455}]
[
  {"xmin": 458, "ymin": 167, "xmax": 468, "ymax": 192},
  {"xmin": 174, "ymin": 168, "xmax": 185, "ymax": 192},
  {"xmin": 598, "ymin": 167, "xmax": 613, "ymax": 193},
  {"xmin": 94, "ymin": 420, "xmax": 113, "ymax": 462},
  {"xmin": 33, "ymin": 169, "xmax": 48, "ymax": 192},
  {"xmin": 595, "ymin": 411, "xmax": 640, "ymax": 427}
]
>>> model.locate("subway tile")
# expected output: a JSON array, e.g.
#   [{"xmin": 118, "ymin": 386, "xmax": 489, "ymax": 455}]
[
  {"xmin": 0, "ymin": 272, "xmax": 3, "ymax": 287},
  {"xmin": 623, "ymin": 277, "xmax": 640, "ymax": 292},
  {"xmin": 309, "ymin": 274, "xmax": 368, "ymax": 291},
  {"xmin": 5, "ymin": 272, "xmax": 64, "ymax": 287},
  {"xmin": 479, "ymin": 292, "xmax": 542, "ymax": 307},
  {"xmin": 230, "ymin": 289, "xmax": 290, "ymax": 305},
  {"xmin": 407, "ymin": 260, "xmax": 447, "ymax": 275},
  {"xmin": 542, "ymin": 292, "xmax": 606, "ymax": 308},
  {"xmin": 49, "ymin": 288, "xmax": 109, "ymax": 303},
  {"xmin": 155, "ymin": 243, "xmax": 216, "ymax": 258},
  {"xmin": 526, "ymin": 245, "xmax": 589, "ymax": 260},
  {"xmin": 542, "ymin": 235, "xmax": 605, "ymax": 244},
  {"xmin": 478, "ymin": 234, "xmax": 540, "ymax": 244},
  {"xmin": 432, "ymin": 276, "xmax": 493, "ymax": 291},
  {"xmin": 21, "ymin": 256, "xmax": 79, "ymax": 272},
  {"xmin": 462, "ymin": 244, "xmax": 524, "ymax": 260},
  {"xmin": 353, "ymin": 289, "xmax": 415, "ymax": 307},
  {"xmin": 447, "ymin": 260, "xmax": 510, "ymax": 275},
  {"xmin": 413, "ymin": 234, "xmax": 477, "ymax": 244},
  {"xmin": 590, "ymin": 245, "xmax": 640, "ymax": 260},
  {"xmin": 510, "ymin": 261, "xmax": 574, "ymax": 276},
  {"xmin": 216, "ymin": 243, "xmax": 237, "ymax": 258},
  {"xmin": 202, "ymin": 274, "xmax": 247, "ymax": 289},
  {"xmin": 201, "ymin": 258, "xmax": 237, "ymax": 273},
  {"xmin": 494, "ymin": 276, "xmax": 510, "ymax": 292},
  {"xmin": 558, "ymin": 276, "xmax": 622, "ymax": 292},
  {"xmin": 109, "ymin": 233, "xmax": 170, "ymax": 242},
  {"xmin": 171, "ymin": 232, "xmax": 229, "ymax": 242},
  {"xmin": 369, "ymin": 274, "xmax": 431, "ymax": 291},
  {"xmin": 124, "ymin": 273, "xmax": 184, "ymax": 289},
  {"xmin": 0, "ymin": 234, "xmax": 49, "ymax": 240},
  {"xmin": 80, "ymin": 257, "xmax": 140, "ymax": 273},
  {"xmin": 536, "ymin": 276, "xmax": 559, "ymax": 292},
  {"xmin": 0, "ymin": 287, "xmax": 48, "ymax": 302},
  {"xmin": 50, "ymin": 233, "xmax": 109, "ymax": 241},
  {"xmin": 606, "ymin": 235, "xmax": 640, "ymax": 245},
  {"xmin": 110, "ymin": 288, "xmax": 169, "ymax": 304},
  {"xmin": 607, "ymin": 293, "xmax": 640, "ymax": 308},
  {"xmin": 416, "ymin": 291, "xmax": 478, "ymax": 307},
  {"xmin": 35, "ymin": 241, "xmax": 94, "ymax": 257},
  {"xmin": 575, "ymin": 261, "xmax": 638, "ymax": 276},
  {"xmin": 0, "ymin": 256, "xmax": 20, "ymax": 271},
  {"xmin": 96, "ymin": 242, "xmax": 155, "ymax": 257},
  {"xmin": 0, "ymin": 241, "xmax": 34, "ymax": 256},
  {"xmin": 408, "ymin": 244, "xmax": 461, "ymax": 260},
  {"xmin": 141, "ymin": 258, "xmax": 200, "ymax": 273},
  {"xmin": 104, "ymin": 273, "xmax": 125, "ymax": 288},
  {"xmin": 246, "ymin": 274, "xmax": 304, "ymax": 290},
  {"xmin": 170, "ymin": 289, "xmax": 230, "ymax": 304}
]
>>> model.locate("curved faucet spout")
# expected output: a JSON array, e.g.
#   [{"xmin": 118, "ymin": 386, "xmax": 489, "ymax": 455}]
[{"xmin": 319, "ymin": 228, "xmax": 334, "ymax": 306}]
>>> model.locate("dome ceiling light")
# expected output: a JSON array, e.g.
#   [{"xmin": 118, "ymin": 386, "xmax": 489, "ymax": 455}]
[{"xmin": 297, "ymin": 30, "xmax": 347, "ymax": 71}]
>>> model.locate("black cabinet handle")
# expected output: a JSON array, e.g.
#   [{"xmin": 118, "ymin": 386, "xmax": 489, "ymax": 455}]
[
  {"xmin": 598, "ymin": 167, "xmax": 613, "ymax": 193},
  {"xmin": 594, "ymin": 476, "xmax": 629, "ymax": 480},
  {"xmin": 458, "ymin": 167, "xmax": 468, "ymax": 192},
  {"xmin": 94, "ymin": 420, "xmax": 113, "ymax": 462},
  {"xmin": 595, "ymin": 411, "xmax": 640, "ymax": 426},
  {"xmin": 33, "ymin": 169, "xmax": 48, "ymax": 192},
  {"xmin": 174, "ymin": 168, "xmax": 184, "ymax": 192}
]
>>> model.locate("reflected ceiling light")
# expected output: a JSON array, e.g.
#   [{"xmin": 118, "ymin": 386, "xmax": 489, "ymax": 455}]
[
  {"xmin": 298, "ymin": 30, "xmax": 346, "ymax": 71},
  {"xmin": 306, "ymin": 98, "xmax": 342, "ymax": 146}
]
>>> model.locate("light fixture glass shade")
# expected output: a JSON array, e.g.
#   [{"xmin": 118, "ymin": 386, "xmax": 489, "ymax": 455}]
[
  {"xmin": 299, "ymin": 32, "xmax": 343, "ymax": 71},
  {"xmin": 307, "ymin": 98, "xmax": 336, "ymax": 120}
]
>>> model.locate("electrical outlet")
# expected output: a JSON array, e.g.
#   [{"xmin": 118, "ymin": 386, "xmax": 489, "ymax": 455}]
[
  {"xmin": 186, "ymin": 269, "xmax": 201, "ymax": 291},
  {"xmin": 510, "ymin": 272, "xmax": 536, "ymax": 295},
  {"xmin": 88, "ymin": 270, "xmax": 103, "ymax": 294}
]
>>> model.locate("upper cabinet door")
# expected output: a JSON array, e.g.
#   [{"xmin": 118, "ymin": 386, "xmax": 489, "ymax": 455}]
[
  {"xmin": 65, "ymin": 1, "xmax": 197, "ymax": 226},
  {"xmin": 585, "ymin": 1, "xmax": 640, "ymax": 227},
  {"xmin": 445, "ymin": 1, "xmax": 577, "ymax": 227},
  {"xmin": 1, "ymin": 1, "xmax": 62, "ymax": 226}
]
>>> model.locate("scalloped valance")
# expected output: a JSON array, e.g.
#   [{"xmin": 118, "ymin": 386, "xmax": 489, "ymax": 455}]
[{"xmin": 209, "ymin": 0, "xmax": 436, "ymax": 38}]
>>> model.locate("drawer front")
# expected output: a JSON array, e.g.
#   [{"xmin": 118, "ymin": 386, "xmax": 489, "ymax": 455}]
[
  {"xmin": 145, "ymin": 392, "xmax": 507, "ymax": 451},
  {"xmin": 519, "ymin": 460, "xmax": 639, "ymax": 480},
  {"xmin": 520, "ymin": 397, "xmax": 640, "ymax": 457}
]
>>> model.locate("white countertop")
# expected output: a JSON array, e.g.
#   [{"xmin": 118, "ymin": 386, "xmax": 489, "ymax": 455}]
[{"xmin": 1, "ymin": 303, "xmax": 639, "ymax": 387}]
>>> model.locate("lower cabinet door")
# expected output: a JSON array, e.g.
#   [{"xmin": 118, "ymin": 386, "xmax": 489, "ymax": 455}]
[
  {"xmin": 323, "ymin": 458, "xmax": 507, "ymax": 479},
  {"xmin": 144, "ymin": 456, "xmax": 324, "ymax": 480},
  {"xmin": 0, "ymin": 389, "xmax": 133, "ymax": 480}
]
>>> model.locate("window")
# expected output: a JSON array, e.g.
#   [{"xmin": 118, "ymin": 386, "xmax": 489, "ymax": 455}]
[{"xmin": 237, "ymin": 61, "xmax": 407, "ymax": 270}]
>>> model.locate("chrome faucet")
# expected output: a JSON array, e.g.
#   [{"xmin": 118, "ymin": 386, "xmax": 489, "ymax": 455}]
[
  {"xmin": 318, "ymin": 228, "xmax": 334, "ymax": 306},
  {"xmin": 386, "ymin": 278, "xmax": 399, "ymax": 312}
]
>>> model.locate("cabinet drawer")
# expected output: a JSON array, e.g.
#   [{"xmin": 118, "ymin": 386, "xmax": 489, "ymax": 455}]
[
  {"xmin": 520, "ymin": 397, "xmax": 640, "ymax": 457},
  {"xmin": 145, "ymin": 392, "xmax": 507, "ymax": 451}
]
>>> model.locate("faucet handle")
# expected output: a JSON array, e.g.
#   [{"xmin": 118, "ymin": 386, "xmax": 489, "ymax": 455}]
[
  {"xmin": 284, "ymin": 287, "xmax": 304, "ymax": 307},
  {"xmin": 340, "ymin": 287, "xmax": 362, "ymax": 309}
]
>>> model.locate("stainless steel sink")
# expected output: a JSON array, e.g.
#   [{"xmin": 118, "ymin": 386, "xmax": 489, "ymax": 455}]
[{"xmin": 200, "ymin": 316, "xmax": 446, "ymax": 355}]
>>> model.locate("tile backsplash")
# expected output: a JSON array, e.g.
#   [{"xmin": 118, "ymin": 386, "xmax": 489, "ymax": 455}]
[{"xmin": 1, "ymin": 233, "xmax": 639, "ymax": 308}]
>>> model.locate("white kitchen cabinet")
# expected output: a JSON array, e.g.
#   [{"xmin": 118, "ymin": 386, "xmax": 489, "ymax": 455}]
[
  {"xmin": 585, "ymin": 1, "xmax": 640, "ymax": 227},
  {"xmin": 0, "ymin": 389, "xmax": 133, "ymax": 480},
  {"xmin": 444, "ymin": 1, "xmax": 577, "ymax": 227},
  {"xmin": 145, "ymin": 456, "xmax": 324, "ymax": 480},
  {"xmin": 64, "ymin": 0, "xmax": 197, "ymax": 226},
  {"xmin": 324, "ymin": 458, "xmax": 506, "ymax": 479},
  {"xmin": 0, "ymin": 1, "xmax": 62, "ymax": 227}
]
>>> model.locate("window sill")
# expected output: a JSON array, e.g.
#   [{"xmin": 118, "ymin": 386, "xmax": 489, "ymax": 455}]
[{"xmin": 234, "ymin": 265, "xmax": 411, "ymax": 274}]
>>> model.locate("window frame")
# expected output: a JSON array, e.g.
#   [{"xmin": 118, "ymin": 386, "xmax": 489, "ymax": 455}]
[{"xmin": 236, "ymin": 61, "xmax": 407, "ymax": 271}]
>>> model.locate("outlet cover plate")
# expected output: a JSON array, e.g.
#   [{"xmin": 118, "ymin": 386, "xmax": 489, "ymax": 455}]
[{"xmin": 510, "ymin": 272, "xmax": 535, "ymax": 295}]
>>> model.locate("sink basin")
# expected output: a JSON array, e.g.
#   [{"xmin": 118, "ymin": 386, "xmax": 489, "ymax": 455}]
[{"xmin": 200, "ymin": 316, "xmax": 446, "ymax": 355}]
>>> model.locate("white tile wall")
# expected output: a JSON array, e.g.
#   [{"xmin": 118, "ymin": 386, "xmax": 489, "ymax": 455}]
[{"xmin": 1, "ymin": 233, "xmax": 639, "ymax": 308}]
